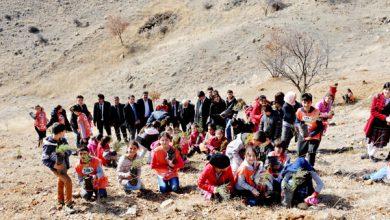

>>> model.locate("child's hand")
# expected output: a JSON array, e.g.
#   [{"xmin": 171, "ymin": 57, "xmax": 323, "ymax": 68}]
[
  {"xmin": 251, "ymin": 188, "xmax": 260, "ymax": 197},
  {"xmin": 168, "ymin": 160, "xmax": 175, "ymax": 168}
]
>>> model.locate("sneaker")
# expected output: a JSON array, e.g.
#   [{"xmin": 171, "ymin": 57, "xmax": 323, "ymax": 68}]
[
  {"xmin": 64, "ymin": 203, "xmax": 76, "ymax": 214},
  {"xmin": 57, "ymin": 201, "xmax": 65, "ymax": 210},
  {"xmin": 360, "ymin": 153, "xmax": 369, "ymax": 160},
  {"xmin": 362, "ymin": 174, "xmax": 371, "ymax": 180}
]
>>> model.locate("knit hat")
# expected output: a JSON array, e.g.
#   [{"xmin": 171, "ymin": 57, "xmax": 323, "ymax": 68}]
[
  {"xmin": 383, "ymin": 82, "xmax": 390, "ymax": 89},
  {"xmin": 209, "ymin": 153, "xmax": 230, "ymax": 169}
]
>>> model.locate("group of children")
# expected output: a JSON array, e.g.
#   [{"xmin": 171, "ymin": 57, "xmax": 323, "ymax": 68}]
[{"xmin": 37, "ymin": 83, "xmax": 390, "ymax": 214}]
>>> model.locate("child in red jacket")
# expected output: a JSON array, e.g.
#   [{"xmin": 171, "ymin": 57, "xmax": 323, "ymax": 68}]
[
  {"xmin": 30, "ymin": 105, "xmax": 48, "ymax": 148},
  {"xmin": 151, "ymin": 132, "xmax": 184, "ymax": 193},
  {"xmin": 197, "ymin": 154, "xmax": 234, "ymax": 201},
  {"xmin": 75, "ymin": 147, "xmax": 108, "ymax": 201},
  {"xmin": 206, "ymin": 129, "xmax": 228, "ymax": 155},
  {"xmin": 234, "ymin": 147, "xmax": 263, "ymax": 206},
  {"xmin": 187, "ymin": 123, "xmax": 205, "ymax": 157},
  {"xmin": 97, "ymin": 136, "xmax": 117, "ymax": 168}
]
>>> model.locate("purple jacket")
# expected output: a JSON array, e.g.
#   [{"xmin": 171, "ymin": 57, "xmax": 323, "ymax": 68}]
[{"xmin": 315, "ymin": 99, "xmax": 333, "ymax": 119}]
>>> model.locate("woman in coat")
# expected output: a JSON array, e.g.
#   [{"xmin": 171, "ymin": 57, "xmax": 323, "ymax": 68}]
[{"xmin": 362, "ymin": 82, "xmax": 390, "ymax": 162}]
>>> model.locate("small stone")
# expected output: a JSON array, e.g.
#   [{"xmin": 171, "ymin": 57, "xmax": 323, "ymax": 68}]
[
  {"xmin": 333, "ymin": 169, "xmax": 343, "ymax": 175},
  {"xmin": 122, "ymin": 205, "xmax": 137, "ymax": 216},
  {"xmin": 160, "ymin": 199, "xmax": 174, "ymax": 208},
  {"xmin": 364, "ymin": 179, "xmax": 373, "ymax": 185},
  {"xmin": 5, "ymin": 15, "xmax": 11, "ymax": 21},
  {"xmin": 28, "ymin": 26, "xmax": 40, "ymax": 34},
  {"xmin": 297, "ymin": 202, "xmax": 308, "ymax": 210}
]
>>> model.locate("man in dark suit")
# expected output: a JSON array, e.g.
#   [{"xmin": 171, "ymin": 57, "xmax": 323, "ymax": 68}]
[
  {"xmin": 136, "ymin": 91, "xmax": 154, "ymax": 129},
  {"xmin": 93, "ymin": 94, "xmax": 112, "ymax": 136},
  {"xmin": 169, "ymin": 98, "xmax": 181, "ymax": 126},
  {"xmin": 111, "ymin": 96, "xmax": 127, "ymax": 142},
  {"xmin": 124, "ymin": 95, "xmax": 141, "ymax": 140},
  {"xmin": 194, "ymin": 91, "xmax": 211, "ymax": 132},
  {"xmin": 179, "ymin": 99, "xmax": 195, "ymax": 132},
  {"xmin": 70, "ymin": 95, "xmax": 92, "ymax": 147}
]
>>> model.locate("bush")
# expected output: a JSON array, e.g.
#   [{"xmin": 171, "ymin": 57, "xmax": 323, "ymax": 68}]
[
  {"xmin": 106, "ymin": 15, "xmax": 129, "ymax": 46},
  {"xmin": 261, "ymin": 29, "xmax": 329, "ymax": 94}
]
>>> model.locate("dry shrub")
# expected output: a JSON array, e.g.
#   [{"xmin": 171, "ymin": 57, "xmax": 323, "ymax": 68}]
[
  {"xmin": 261, "ymin": 29, "xmax": 329, "ymax": 94},
  {"xmin": 106, "ymin": 15, "xmax": 129, "ymax": 46},
  {"xmin": 149, "ymin": 91, "xmax": 161, "ymax": 101}
]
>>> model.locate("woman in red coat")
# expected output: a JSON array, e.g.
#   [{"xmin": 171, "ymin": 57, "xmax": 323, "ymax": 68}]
[
  {"xmin": 362, "ymin": 82, "xmax": 390, "ymax": 162},
  {"xmin": 197, "ymin": 153, "xmax": 234, "ymax": 201}
]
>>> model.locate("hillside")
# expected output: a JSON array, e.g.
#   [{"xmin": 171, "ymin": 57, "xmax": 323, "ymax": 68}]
[{"xmin": 0, "ymin": 0, "xmax": 390, "ymax": 219}]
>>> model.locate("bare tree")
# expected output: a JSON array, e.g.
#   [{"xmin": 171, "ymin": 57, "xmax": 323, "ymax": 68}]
[
  {"xmin": 106, "ymin": 15, "xmax": 129, "ymax": 46},
  {"xmin": 261, "ymin": 29, "xmax": 329, "ymax": 94}
]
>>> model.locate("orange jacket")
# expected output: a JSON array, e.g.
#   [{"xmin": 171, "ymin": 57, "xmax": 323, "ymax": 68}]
[
  {"xmin": 234, "ymin": 161, "xmax": 256, "ymax": 188},
  {"xmin": 296, "ymin": 107, "xmax": 322, "ymax": 140},
  {"xmin": 75, "ymin": 157, "xmax": 108, "ymax": 189},
  {"xmin": 151, "ymin": 145, "xmax": 184, "ymax": 180}
]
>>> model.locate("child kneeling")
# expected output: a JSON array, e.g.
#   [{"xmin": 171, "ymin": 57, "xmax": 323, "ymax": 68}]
[
  {"xmin": 117, "ymin": 141, "xmax": 145, "ymax": 192},
  {"xmin": 75, "ymin": 147, "xmax": 108, "ymax": 201},
  {"xmin": 235, "ymin": 147, "xmax": 274, "ymax": 206},
  {"xmin": 198, "ymin": 153, "xmax": 235, "ymax": 201},
  {"xmin": 151, "ymin": 132, "xmax": 184, "ymax": 193}
]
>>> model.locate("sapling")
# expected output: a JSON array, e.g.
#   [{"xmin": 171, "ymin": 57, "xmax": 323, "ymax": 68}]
[{"xmin": 215, "ymin": 183, "xmax": 230, "ymax": 201}]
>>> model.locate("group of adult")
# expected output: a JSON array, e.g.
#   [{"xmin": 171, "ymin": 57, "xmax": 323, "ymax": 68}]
[{"xmin": 32, "ymin": 82, "xmax": 390, "ymax": 214}]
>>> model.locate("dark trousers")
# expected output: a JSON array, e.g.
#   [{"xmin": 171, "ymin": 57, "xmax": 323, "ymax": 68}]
[
  {"xmin": 113, "ymin": 124, "xmax": 127, "ymax": 141},
  {"xmin": 97, "ymin": 121, "xmax": 111, "ymax": 136},
  {"xmin": 127, "ymin": 125, "xmax": 137, "ymax": 140},
  {"xmin": 180, "ymin": 121, "xmax": 191, "ymax": 132},
  {"xmin": 35, "ymin": 127, "xmax": 46, "ymax": 140},
  {"xmin": 297, "ymin": 139, "xmax": 320, "ymax": 166},
  {"xmin": 281, "ymin": 125, "xmax": 295, "ymax": 148},
  {"xmin": 139, "ymin": 117, "xmax": 148, "ymax": 129}
]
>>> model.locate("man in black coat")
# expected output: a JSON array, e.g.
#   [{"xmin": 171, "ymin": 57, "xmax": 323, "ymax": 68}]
[
  {"xmin": 124, "ymin": 95, "xmax": 141, "ymax": 140},
  {"xmin": 169, "ymin": 98, "xmax": 181, "ymax": 126},
  {"xmin": 93, "ymin": 94, "xmax": 112, "ymax": 136},
  {"xmin": 136, "ymin": 91, "xmax": 154, "ymax": 129},
  {"xmin": 111, "ymin": 96, "xmax": 127, "ymax": 142},
  {"xmin": 179, "ymin": 99, "xmax": 195, "ymax": 132},
  {"xmin": 224, "ymin": 90, "xmax": 238, "ymax": 119},
  {"xmin": 194, "ymin": 91, "xmax": 211, "ymax": 132},
  {"xmin": 70, "ymin": 95, "xmax": 92, "ymax": 147}
]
